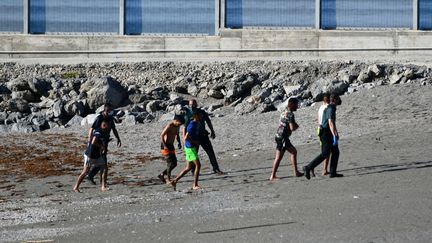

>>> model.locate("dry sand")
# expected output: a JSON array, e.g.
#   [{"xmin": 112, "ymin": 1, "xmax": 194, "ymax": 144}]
[{"xmin": 1, "ymin": 83, "xmax": 432, "ymax": 242}]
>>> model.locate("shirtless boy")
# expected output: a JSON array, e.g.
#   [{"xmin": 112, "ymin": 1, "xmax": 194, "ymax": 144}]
[{"xmin": 158, "ymin": 115, "xmax": 185, "ymax": 183}]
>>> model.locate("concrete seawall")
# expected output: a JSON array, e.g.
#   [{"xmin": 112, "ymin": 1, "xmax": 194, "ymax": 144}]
[{"xmin": 1, "ymin": 29, "xmax": 432, "ymax": 59}]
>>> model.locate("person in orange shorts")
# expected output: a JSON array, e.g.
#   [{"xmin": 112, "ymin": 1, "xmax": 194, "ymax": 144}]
[{"xmin": 158, "ymin": 115, "xmax": 185, "ymax": 183}]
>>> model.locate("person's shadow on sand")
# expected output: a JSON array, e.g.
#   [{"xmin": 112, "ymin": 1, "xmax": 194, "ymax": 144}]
[{"xmin": 341, "ymin": 160, "xmax": 432, "ymax": 176}]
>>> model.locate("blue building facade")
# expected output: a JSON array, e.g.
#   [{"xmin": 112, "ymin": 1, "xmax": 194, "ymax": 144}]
[{"xmin": 0, "ymin": 0, "xmax": 431, "ymax": 34}]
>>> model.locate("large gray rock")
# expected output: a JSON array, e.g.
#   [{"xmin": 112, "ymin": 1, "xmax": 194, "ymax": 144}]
[
  {"xmin": 0, "ymin": 84, "xmax": 11, "ymax": 95},
  {"xmin": 187, "ymin": 84, "xmax": 199, "ymax": 96},
  {"xmin": 64, "ymin": 100, "xmax": 86, "ymax": 117},
  {"xmin": 146, "ymin": 100, "xmax": 162, "ymax": 113},
  {"xmin": 81, "ymin": 114, "xmax": 99, "ymax": 126},
  {"xmin": 28, "ymin": 78, "xmax": 52, "ymax": 97},
  {"xmin": 81, "ymin": 76, "xmax": 129, "ymax": 110},
  {"xmin": 11, "ymin": 122, "xmax": 38, "ymax": 133},
  {"xmin": 66, "ymin": 115, "xmax": 84, "ymax": 127},
  {"xmin": 309, "ymin": 78, "xmax": 349, "ymax": 101},
  {"xmin": 208, "ymin": 89, "xmax": 224, "ymax": 99},
  {"xmin": 283, "ymin": 85, "xmax": 302, "ymax": 97},
  {"xmin": 7, "ymin": 78, "xmax": 30, "ymax": 92},
  {"xmin": 11, "ymin": 90, "xmax": 38, "ymax": 102},
  {"xmin": 0, "ymin": 125, "xmax": 10, "ymax": 133},
  {"xmin": 234, "ymin": 100, "xmax": 257, "ymax": 115},
  {"xmin": 7, "ymin": 98, "xmax": 31, "ymax": 113},
  {"xmin": 0, "ymin": 112, "xmax": 7, "ymax": 124}
]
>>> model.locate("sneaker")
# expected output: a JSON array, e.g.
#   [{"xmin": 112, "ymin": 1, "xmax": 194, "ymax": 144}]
[
  {"xmin": 329, "ymin": 173, "xmax": 344, "ymax": 178},
  {"xmin": 86, "ymin": 176, "xmax": 96, "ymax": 185},
  {"xmin": 157, "ymin": 174, "xmax": 166, "ymax": 184},
  {"xmin": 213, "ymin": 169, "xmax": 225, "ymax": 175},
  {"xmin": 303, "ymin": 166, "xmax": 311, "ymax": 180}
]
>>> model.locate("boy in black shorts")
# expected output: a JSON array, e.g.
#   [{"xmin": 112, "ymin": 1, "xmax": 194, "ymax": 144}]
[{"xmin": 270, "ymin": 97, "xmax": 303, "ymax": 181}]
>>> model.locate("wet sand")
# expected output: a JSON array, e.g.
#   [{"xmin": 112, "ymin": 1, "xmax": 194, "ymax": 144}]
[{"xmin": 1, "ymin": 84, "xmax": 432, "ymax": 242}]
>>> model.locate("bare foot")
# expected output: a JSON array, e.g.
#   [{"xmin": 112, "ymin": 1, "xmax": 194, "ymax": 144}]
[
  {"xmin": 269, "ymin": 176, "xmax": 280, "ymax": 181},
  {"xmin": 101, "ymin": 187, "xmax": 110, "ymax": 192},
  {"xmin": 322, "ymin": 171, "xmax": 329, "ymax": 176},
  {"xmin": 192, "ymin": 185, "xmax": 202, "ymax": 190},
  {"xmin": 73, "ymin": 188, "xmax": 81, "ymax": 193},
  {"xmin": 169, "ymin": 181, "xmax": 177, "ymax": 191}
]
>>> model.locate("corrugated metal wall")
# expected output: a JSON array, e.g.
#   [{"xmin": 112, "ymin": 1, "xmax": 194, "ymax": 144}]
[
  {"xmin": 1, "ymin": 1, "xmax": 432, "ymax": 34},
  {"xmin": 226, "ymin": 0, "xmax": 315, "ymax": 28},
  {"xmin": 126, "ymin": 0, "xmax": 215, "ymax": 35},
  {"xmin": 0, "ymin": 0, "xmax": 23, "ymax": 32},
  {"xmin": 321, "ymin": 0, "xmax": 413, "ymax": 29},
  {"xmin": 29, "ymin": 0, "xmax": 119, "ymax": 34},
  {"xmin": 420, "ymin": 0, "xmax": 432, "ymax": 30}
]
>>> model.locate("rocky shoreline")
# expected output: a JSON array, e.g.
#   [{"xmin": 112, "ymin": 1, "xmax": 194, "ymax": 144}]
[{"xmin": 0, "ymin": 60, "xmax": 431, "ymax": 133}]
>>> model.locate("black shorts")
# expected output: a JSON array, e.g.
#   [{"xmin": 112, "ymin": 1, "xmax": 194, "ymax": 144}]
[{"xmin": 275, "ymin": 137, "xmax": 294, "ymax": 151}]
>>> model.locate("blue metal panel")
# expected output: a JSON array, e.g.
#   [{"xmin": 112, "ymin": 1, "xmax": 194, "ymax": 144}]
[
  {"xmin": 226, "ymin": 0, "xmax": 315, "ymax": 28},
  {"xmin": 126, "ymin": 0, "xmax": 215, "ymax": 35},
  {"xmin": 321, "ymin": 0, "xmax": 413, "ymax": 29},
  {"xmin": 30, "ymin": 0, "xmax": 119, "ymax": 33},
  {"xmin": 420, "ymin": 0, "xmax": 432, "ymax": 30},
  {"xmin": 0, "ymin": 0, "xmax": 23, "ymax": 32}
]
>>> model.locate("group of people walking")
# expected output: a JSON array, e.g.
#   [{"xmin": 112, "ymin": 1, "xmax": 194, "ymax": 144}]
[
  {"xmin": 270, "ymin": 93, "xmax": 343, "ymax": 181},
  {"xmin": 73, "ymin": 93, "xmax": 343, "ymax": 192}
]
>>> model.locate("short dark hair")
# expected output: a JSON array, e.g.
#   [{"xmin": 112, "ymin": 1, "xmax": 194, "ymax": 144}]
[
  {"xmin": 288, "ymin": 97, "xmax": 299, "ymax": 104},
  {"xmin": 322, "ymin": 93, "xmax": 330, "ymax": 103},
  {"xmin": 174, "ymin": 114, "xmax": 185, "ymax": 124},
  {"xmin": 104, "ymin": 103, "xmax": 113, "ymax": 109}
]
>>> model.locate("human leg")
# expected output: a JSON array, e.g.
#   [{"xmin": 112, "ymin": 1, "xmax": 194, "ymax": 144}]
[
  {"xmin": 170, "ymin": 161, "xmax": 193, "ymax": 191},
  {"xmin": 270, "ymin": 149, "xmax": 285, "ymax": 181},
  {"xmin": 200, "ymin": 135, "xmax": 222, "ymax": 173},
  {"xmin": 329, "ymin": 145, "xmax": 342, "ymax": 177},
  {"xmin": 322, "ymin": 157, "xmax": 330, "ymax": 175},
  {"xmin": 286, "ymin": 146, "xmax": 303, "ymax": 177},
  {"xmin": 100, "ymin": 164, "xmax": 109, "ymax": 191},
  {"xmin": 192, "ymin": 159, "xmax": 201, "ymax": 190},
  {"xmin": 166, "ymin": 154, "xmax": 178, "ymax": 181},
  {"xmin": 73, "ymin": 165, "xmax": 90, "ymax": 192},
  {"xmin": 304, "ymin": 137, "xmax": 332, "ymax": 180}
]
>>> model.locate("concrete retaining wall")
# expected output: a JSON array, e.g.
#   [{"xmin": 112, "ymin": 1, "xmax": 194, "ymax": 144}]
[{"xmin": 1, "ymin": 29, "xmax": 432, "ymax": 59}]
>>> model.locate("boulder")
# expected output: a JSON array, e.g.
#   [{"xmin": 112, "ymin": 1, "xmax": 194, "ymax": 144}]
[
  {"xmin": 80, "ymin": 114, "xmax": 99, "ymax": 126},
  {"xmin": 123, "ymin": 114, "xmax": 137, "ymax": 125},
  {"xmin": 0, "ymin": 125, "xmax": 10, "ymax": 133},
  {"xmin": 309, "ymin": 78, "xmax": 349, "ymax": 101},
  {"xmin": 28, "ymin": 78, "xmax": 52, "ymax": 97},
  {"xmin": 208, "ymin": 89, "xmax": 224, "ymax": 99},
  {"xmin": 283, "ymin": 85, "xmax": 302, "ymax": 97},
  {"xmin": 0, "ymin": 112, "xmax": 7, "ymax": 124},
  {"xmin": 0, "ymin": 84, "xmax": 11, "ymax": 95},
  {"xmin": 187, "ymin": 84, "xmax": 199, "ymax": 96},
  {"xmin": 368, "ymin": 64, "xmax": 382, "ymax": 77},
  {"xmin": 389, "ymin": 72, "xmax": 402, "ymax": 84},
  {"xmin": 7, "ymin": 98, "xmax": 31, "ymax": 113},
  {"xmin": 146, "ymin": 100, "xmax": 162, "ymax": 113},
  {"xmin": 169, "ymin": 93, "xmax": 183, "ymax": 103},
  {"xmin": 81, "ymin": 76, "xmax": 129, "ymax": 110},
  {"xmin": 234, "ymin": 100, "xmax": 257, "ymax": 115},
  {"xmin": 7, "ymin": 78, "xmax": 30, "ymax": 92},
  {"xmin": 66, "ymin": 115, "xmax": 84, "ymax": 127},
  {"xmin": 11, "ymin": 90, "xmax": 38, "ymax": 102},
  {"xmin": 11, "ymin": 122, "xmax": 38, "ymax": 133}
]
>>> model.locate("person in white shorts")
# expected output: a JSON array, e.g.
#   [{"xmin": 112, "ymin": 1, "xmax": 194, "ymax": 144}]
[{"xmin": 73, "ymin": 121, "xmax": 110, "ymax": 192}]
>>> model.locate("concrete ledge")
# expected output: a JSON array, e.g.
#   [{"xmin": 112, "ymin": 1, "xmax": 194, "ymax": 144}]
[{"xmin": 1, "ymin": 30, "xmax": 432, "ymax": 59}]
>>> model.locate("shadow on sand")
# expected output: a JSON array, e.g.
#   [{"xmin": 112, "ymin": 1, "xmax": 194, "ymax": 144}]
[
  {"xmin": 342, "ymin": 160, "xmax": 432, "ymax": 176},
  {"xmin": 196, "ymin": 221, "xmax": 295, "ymax": 234}
]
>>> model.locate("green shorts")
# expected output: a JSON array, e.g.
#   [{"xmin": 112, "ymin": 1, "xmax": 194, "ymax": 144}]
[{"xmin": 184, "ymin": 147, "xmax": 199, "ymax": 162}]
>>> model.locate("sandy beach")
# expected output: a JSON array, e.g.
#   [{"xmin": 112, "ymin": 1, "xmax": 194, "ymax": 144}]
[{"xmin": 1, "ymin": 83, "xmax": 432, "ymax": 242}]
